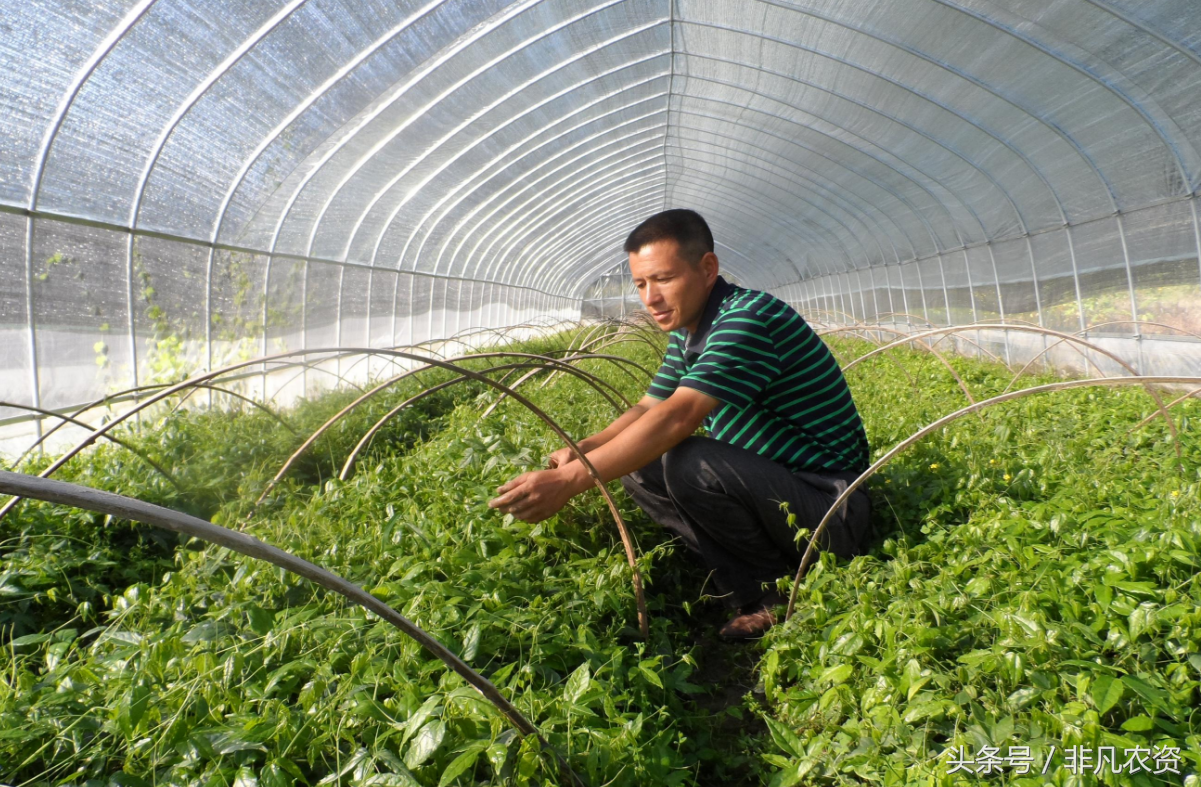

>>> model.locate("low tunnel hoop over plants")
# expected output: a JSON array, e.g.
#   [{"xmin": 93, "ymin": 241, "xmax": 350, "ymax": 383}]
[
  {"xmin": 785, "ymin": 374, "xmax": 1201, "ymax": 621},
  {"xmin": 0, "ymin": 470, "xmax": 590, "ymax": 787}
]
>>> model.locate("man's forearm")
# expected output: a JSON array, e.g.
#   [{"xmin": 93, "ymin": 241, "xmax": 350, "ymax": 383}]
[
  {"xmin": 560, "ymin": 391, "xmax": 715, "ymax": 491},
  {"xmin": 570, "ymin": 399, "xmax": 654, "ymax": 455},
  {"xmin": 489, "ymin": 390, "xmax": 715, "ymax": 522}
]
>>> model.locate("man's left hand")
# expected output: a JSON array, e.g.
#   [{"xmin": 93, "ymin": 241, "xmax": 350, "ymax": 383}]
[{"xmin": 488, "ymin": 466, "xmax": 588, "ymax": 523}]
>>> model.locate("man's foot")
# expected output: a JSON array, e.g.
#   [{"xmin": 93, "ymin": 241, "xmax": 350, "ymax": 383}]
[{"xmin": 718, "ymin": 590, "xmax": 786, "ymax": 641}]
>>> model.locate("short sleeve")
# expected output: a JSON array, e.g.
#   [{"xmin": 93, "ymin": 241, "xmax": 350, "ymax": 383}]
[
  {"xmin": 645, "ymin": 333, "xmax": 686, "ymax": 400},
  {"xmin": 677, "ymin": 314, "xmax": 780, "ymax": 408}
]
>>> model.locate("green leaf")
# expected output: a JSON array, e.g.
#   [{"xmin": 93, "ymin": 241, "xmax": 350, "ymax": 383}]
[
  {"xmin": 564, "ymin": 662, "xmax": 591, "ymax": 702},
  {"xmin": 1128, "ymin": 603, "xmax": 1156, "ymax": 639},
  {"xmin": 819, "ymin": 664, "xmax": 853, "ymax": 686},
  {"xmin": 1120, "ymin": 715, "xmax": 1154, "ymax": 732},
  {"xmin": 367, "ymin": 775, "xmax": 421, "ymax": 787},
  {"xmin": 460, "ymin": 622, "xmax": 481, "ymax": 662},
  {"xmin": 401, "ymin": 697, "xmax": 441, "ymax": 746},
  {"xmin": 247, "ymin": 605, "xmax": 276, "ymax": 635},
  {"xmin": 438, "ymin": 743, "xmax": 486, "ymax": 786},
  {"xmin": 638, "ymin": 663, "xmax": 663, "ymax": 689},
  {"xmin": 1091, "ymin": 675, "xmax": 1125, "ymax": 715},
  {"xmin": 260, "ymin": 763, "xmax": 293, "ymax": 787},
  {"xmin": 316, "ymin": 749, "xmax": 369, "ymax": 786},
  {"xmin": 405, "ymin": 720, "xmax": 446, "ymax": 769},
  {"xmin": 232, "ymin": 767, "xmax": 258, "ymax": 787},
  {"xmin": 765, "ymin": 718, "xmax": 804, "ymax": 758},
  {"xmin": 181, "ymin": 621, "xmax": 232, "ymax": 644},
  {"xmin": 209, "ymin": 730, "xmax": 266, "ymax": 755},
  {"xmin": 1123, "ymin": 675, "xmax": 1175, "ymax": 717},
  {"xmin": 767, "ymin": 763, "xmax": 804, "ymax": 787},
  {"xmin": 10, "ymin": 633, "xmax": 50, "ymax": 649}
]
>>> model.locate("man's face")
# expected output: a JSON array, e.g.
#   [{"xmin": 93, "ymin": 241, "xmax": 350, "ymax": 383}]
[{"xmin": 628, "ymin": 239, "xmax": 719, "ymax": 333}]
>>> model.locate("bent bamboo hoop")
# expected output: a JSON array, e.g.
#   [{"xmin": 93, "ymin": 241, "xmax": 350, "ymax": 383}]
[
  {"xmin": 0, "ymin": 469, "xmax": 586, "ymax": 787},
  {"xmin": 1, "ymin": 401, "xmax": 180, "ymax": 489},
  {"xmin": 804, "ymin": 307, "xmax": 862, "ymax": 326},
  {"xmin": 1001, "ymin": 320, "xmax": 1201, "ymax": 394},
  {"xmin": 341, "ymin": 359, "xmax": 630, "ymax": 479},
  {"xmin": 1129, "ymin": 385, "xmax": 1201, "ymax": 433},
  {"xmin": 232, "ymin": 350, "xmax": 651, "ymax": 638},
  {"xmin": 1, "ymin": 348, "xmax": 368, "ymax": 522},
  {"xmin": 3, "ymin": 343, "xmax": 651, "ymax": 637},
  {"xmin": 0, "ymin": 346, "xmax": 601, "ymax": 519},
  {"xmin": 258, "ymin": 352, "xmax": 633, "ymax": 506},
  {"xmin": 820, "ymin": 325, "xmax": 977, "ymax": 406},
  {"xmin": 881, "ymin": 325, "xmax": 1007, "ymax": 368},
  {"xmin": 169, "ymin": 383, "xmax": 299, "ymax": 431},
  {"xmin": 354, "ymin": 352, "xmax": 652, "ymax": 639},
  {"xmin": 784, "ymin": 374, "xmax": 1201, "ymax": 621},
  {"xmin": 815, "ymin": 327, "xmax": 919, "ymax": 392},
  {"xmin": 536, "ymin": 334, "xmax": 662, "ymax": 390},
  {"xmin": 482, "ymin": 351, "xmax": 653, "ymax": 417},
  {"xmin": 842, "ymin": 324, "xmax": 1182, "ymax": 461},
  {"xmin": 576, "ymin": 329, "xmax": 663, "ymax": 358},
  {"xmin": 16, "ymin": 379, "xmax": 298, "ymax": 465},
  {"xmin": 481, "ymin": 358, "xmax": 630, "ymax": 419},
  {"xmin": 561, "ymin": 335, "xmax": 661, "ymax": 375},
  {"xmin": 1, "ymin": 347, "xmax": 458, "ymax": 522},
  {"xmin": 339, "ymin": 373, "xmax": 495, "ymax": 480},
  {"xmin": 264, "ymin": 351, "xmax": 428, "ymax": 405}
]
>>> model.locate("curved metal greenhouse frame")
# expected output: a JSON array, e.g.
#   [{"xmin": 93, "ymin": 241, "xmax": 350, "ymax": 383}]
[{"xmin": 3, "ymin": 0, "xmax": 1200, "ymax": 427}]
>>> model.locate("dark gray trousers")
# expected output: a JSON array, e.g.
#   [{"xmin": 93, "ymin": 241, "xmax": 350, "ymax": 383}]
[{"xmin": 620, "ymin": 436, "xmax": 871, "ymax": 609}]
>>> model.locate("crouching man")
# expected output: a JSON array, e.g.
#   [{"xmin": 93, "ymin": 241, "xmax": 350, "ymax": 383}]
[{"xmin": 489, "ymin": 209, "xmax": 871, "ymax": 639}]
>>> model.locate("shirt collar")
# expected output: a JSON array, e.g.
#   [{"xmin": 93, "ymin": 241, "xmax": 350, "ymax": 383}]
[{"xmin": 683, "ymin": 275, "xmax": 735, "ymax": 356}]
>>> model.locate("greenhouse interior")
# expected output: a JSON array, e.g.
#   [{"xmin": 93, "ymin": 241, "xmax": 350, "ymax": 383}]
[{"xmin": 2, "ymin": 0, "xmax": 1200, "ymax": 785}]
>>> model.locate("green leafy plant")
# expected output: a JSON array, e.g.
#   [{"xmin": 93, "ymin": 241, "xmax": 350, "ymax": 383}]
[{"xmin": 3, "ymin": 328, "xmax": 1199, "ymax": 786}]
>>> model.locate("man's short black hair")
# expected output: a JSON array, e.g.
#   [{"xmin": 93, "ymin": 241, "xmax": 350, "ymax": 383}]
[{"xmin": 623, "ymin": 209, "xmax": 714, "ymax": 264}]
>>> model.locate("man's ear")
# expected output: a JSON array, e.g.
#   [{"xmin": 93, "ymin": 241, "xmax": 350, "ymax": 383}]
[{"xmin": 700, "ymin": 251, "xmax": 719, "ymax": 286}]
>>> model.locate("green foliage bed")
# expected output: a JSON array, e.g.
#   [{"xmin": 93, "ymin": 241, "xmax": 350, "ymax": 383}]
[{"xmin": 1, "ymin": 328, "xmax": 1198, "ymax": 786}]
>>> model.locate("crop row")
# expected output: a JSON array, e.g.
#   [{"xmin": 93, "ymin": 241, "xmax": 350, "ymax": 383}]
[{"xmin": 2, "ymin": 320, "xmax": 1200, "ymax": 786}]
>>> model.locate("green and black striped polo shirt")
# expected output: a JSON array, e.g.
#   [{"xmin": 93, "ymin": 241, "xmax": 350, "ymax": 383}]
[{"xmin": 646, "ymin": 276, "xmax": 869, "ymax": 474}]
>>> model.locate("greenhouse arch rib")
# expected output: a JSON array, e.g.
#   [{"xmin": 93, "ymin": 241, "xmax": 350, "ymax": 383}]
[
  {"xmin": 463, "ymin": 121, "xmax": 862, "ymax": 282},
  {"xmin": 754, "ymin": 0, "xmax": 1121, "ymax": 215},
  {"xmin": 526, "ymin": 106, "xmax": 927, "ymax": 289},
  {"xmin": 923, "ymin": 0, "xmax": 1198, "ymax": 188},
  {"xmin": 445, "ymin": 127, "xmax": 671, "ymax": 282},
  {"xmin": 476, "ymin": 159, "xmax": 671, "ymax": 285},
  {"xmin": 518, "ymin": 152, "xmax": 843, "ymax": 278},
  {"xmin": 679, "ymin": 43, "xmax": 1063, "ymax": 228},
  {"xmin": 579, "ymin": 169, "xmax": 834, "ymax": 277},
  {"xmin": 20, "ymin": 0, "xmax": 158, "ymax": 436},
  {"xmin": 337, "ymin": 23, "xmax": 668, "ymax": 269},
  {"xmin": 1082, "ymin": 0, "xmax": 1201, "ymax": 71},
  {"xmin": 663, "ymin": 107, "xmax": 931, "ymax": 259},
  {"xmin": 661, "ymin": 96, "xmax": 957, "ymax": 260},
  {"xmin": 482, "ymin": 104, "xmax": 932, "ymax": 287},
  {"xmin": 662, "ymin": 122, "xmax": 904, "ymax": 264},
  {"xmin": 660, "ymin": 134, "xmax": 893, "ymax": 267},
  {"xmin": 208, "ymin": 0, "xmax": 450, "ymax": 246},
  {"xmin": 536, "ymin": 192, "xmax": 804, "ymax": 296},
  {"xmin": 27, "ymin": 0, "xmax": 159, "ymax": 209},
  {"xmin": 266, "ymin": 0, "xmax": 639, "ymax": 266},
  {"xmin": 413, "ymin": 85, "xmax": 671, "ymax": 278},
  {"xmin": 675, "ymin": 40, "xmax": 1022, "ymax": 243}
]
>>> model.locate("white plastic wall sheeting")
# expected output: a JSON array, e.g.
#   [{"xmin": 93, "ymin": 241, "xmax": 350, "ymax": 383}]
[{"xmin": 773, "ymin": 195, "xmax": 1201, "ymax": 375}]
